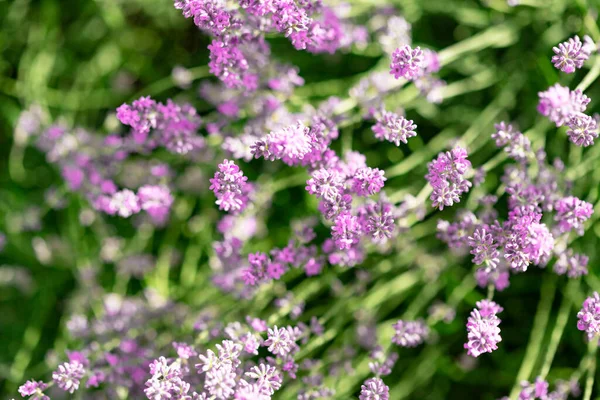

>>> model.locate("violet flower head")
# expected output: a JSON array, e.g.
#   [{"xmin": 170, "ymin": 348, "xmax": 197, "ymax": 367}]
[
  {"xmin": 426, "ymin": 147, "xmax": 472, "ymax": 210},
  {"xmin": 467, "ymin": 226, "xmax": 500, "ymax": 270},
  {"xmin": 391, "ymin": 319, "xmax": 429, "ymax": 347},
  {"xmin": 361, "ymin": 198, "xmax": 397, "ymax": 241},
  {"xmin": 566, "ymin": 113, "xmax": 598, "ymax": 147},
  {"xmin": 359, "ymin": 377, "xmax": 390, "ymax": 400},
  {"xmin": 372, "ymin": 110, "xmax": 417, "ymax": 146},
  {"xmin": 174, "ymin": 0, "xmax": 234, "ymax": 36},
  {"xmin": 117, "ymin": 96, "xmax": 202, "ymax": 152},
  {"xmin": 264, "ymin": 325, "xmax": 294, "ymax": 356},
  {"xmin": 551, "ymin": 35, "xmax": 587, "ymax": 74},
  {"xmin": 577, "ymin": 292, "xmax": 600, "ymax": 340},
  {"xmin": 209, "ymin": 159, "xmax": 250, "ymax": 213},
  {"xmin": 18, "ymin": 380, "xmax": 48, "ymax": 398},
  {"xmin": 52, "ymin": 361, "xmax": 85, "ymax": 394},
  {"xmin": 554, "ymin": 196, "xmax": 593, "ymax": 235},
  {"xmin": 245, "ymin": 363, "xmax": 282, "ymax": 395},
  {"xmin": 352, "ymin": 167, "xmax": 386, "ymax": 197},
  {"xmin": 390, "ymin": 45, "xmax": 424, "ymax": 80},
  {"xmin": 138, "ymin": 185, "xmax": 174, "ymax": 223},
  {"xmin": 464, "ymin": 300, "xmax": 503, "ymax": 357},
  {"xmin": 331, "ymin": 211, "xmax": 362, "ymax": 250},
  {"xmin": 108, "ymin": 189, "xmax": 142, "ymax": 218},
  {"xmin": 518, "ymin": 377, "xmax": 549, "ymax": 400},
  {"xmin": 537, "ymin": 84, "xmax": 590, "ymax": 127},
  {"xmin": 492, "ymin": 121, "xmax": 532, "ymax": 162},
  {"xmin": 252, "ymin": 121, "xmax": 313, "ymax": 165},
  {"xmin": 305, "ymin": 168, "xmax": 344, "ymax": 203},
  {"xmin": 492, "ymin": 121, "xmax": 519, "ymax": 147},
  {"xmin": 553, "ymin": 250, "xmax": 588, "ymax": 278}
]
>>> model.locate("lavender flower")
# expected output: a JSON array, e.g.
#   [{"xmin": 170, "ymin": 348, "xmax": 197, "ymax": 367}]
[
  {"xmin": 138, "ymin": 185, "xmax": 174, "ymax": 223},
  {"xmin": 331, "ymin": 212, "xmax": 362, "ymax": 250},
  {"xmin": 372, "ymin": 110, "xmax": 417, "ymax": 146},
  {"xmin": 426, "ymin": 147, "xmax": 472, "ymax": 210},
  {"xmin": 18, "ymin": 381, "xmax": 48, "ymax": 399},
  {"xmin": 467, "ymin": 226, "xmax": 500, "ymax": 270},
  {"xmin": 245, "ymin": 364, "xmax": 282, "ymax": 395},
  {"xmin": 352, "ymin": 167, "xmax": 386, "ymax": 197},
  {"xmin": 390, "ymin": 45, "xmax": 424, "ymax": 80},
  {"xmin": 264, "ymin": 326, "xmax": 293, "ymax": 356},
  {"xmin": 553, "ymin": 250, "xmax": 588, "ymax": 278},
  {"xmin": 551, "ymin": 36, "xmax": 587, "ymax": 74},
  {"xmin": 577, "ymin": 292, "xmax": 600, "ymax": 340},
  {"xmin": 108, "ymin": 189, "xmax": 141, "ymax": 218},
  {"xmin": 566, "ymin": 113, "xmax": 598, "ymax": 147},
  {"xmin": 554, "ymin": 196, "xmax": 593, "ymax": 235},
  {"xmin": 391, "ymin": 319, "xmax": 429, "ymax": 347},
  {"xmin": 209, "ymin": 159, "xmax": 250, "ymax": 213},
  {"xmin": 518, "ymin": 377, "xmax": 549, "ymax": 400},
  {"xmin": 52, "ymin": 361, "xmax": 85, "ymax": 393},
  {"xmin": 464, "ymin": 300, "xmax": 503, "ymax": 357},
  {"xmin": 252, "ymin": 121, "xmax": 313, "ymax": 165},
  {"xmin": 537, "ymin": 84, "xmax": 590, "ymax": 127},
  {"xmin": 359, "ymin": 377, "xmax": 390, "ymax": 400}
]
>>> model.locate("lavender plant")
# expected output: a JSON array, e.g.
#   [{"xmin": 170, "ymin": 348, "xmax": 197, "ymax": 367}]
[{"xmin": 2, "ymin": 0, "xmax": 600, "ymax": 399}]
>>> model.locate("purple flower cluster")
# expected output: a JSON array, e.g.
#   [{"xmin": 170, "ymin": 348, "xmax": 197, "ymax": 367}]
[
  {"xmin": 537, "ymin": 82, "xmax": 597, "ymax": 147},
  {"xmin": 175, "ymin": 0, "xmax": 362, "ymax": 89},
  {"xmin": 426, "ymin": 147, "xmax": 472, "ymax": 210},
  {"xmin": 464, "ymin": 300, "xmax": 503, "ymax": 357},
  {"xmin": 554, "ymin": 196, "xmax": 593, "ymax": 235},
  {"xmin": 551, "ymin": 35, "xmax": 589, "ymax": 74},
  {"xmin": 359, "ymin": 377, "xmax": 390, "ymax": 400},
  {"xmin": 117, "ymin": 96, "xmax": 203, "ymax": 153},
  {"xmin": 538, "ymin": 84, "xmax": 590, "ymax": 127},
  {"xmin": 209, "ymin": 159, "xmax": 251, "ymax": 213},
  {"xmin": 24, "ymin": 105, "xmax": 181, "ymax": 224},
  {"xmin": 577, "ymin": 292, "xmax": 600, "ymax": 340},
  {"xmin": 511, "ymin": 377, "xmax": 580, "ymax": 400},
  {"xmin": 553, "ymin": 250, "xmax": 588, "ymax": 278},
  {"xmin": 390, "ymin": 45, "xmax": 424, "ymax": 80},
  {"xmin": 391, "ymin": 319, "xmax": 429, "ymax": 347},
  {"xmin": 492, "ymin": 122, "xmax": 532, "ymax": 162},
  {"xmin": 371, "ymin": 108, "xmax": 418, "ymax": 146}
]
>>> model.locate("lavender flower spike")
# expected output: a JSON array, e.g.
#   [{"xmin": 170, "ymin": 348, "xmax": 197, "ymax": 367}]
[
  {"xmin": 551, "ymin": 35, "xmax": 588, "ymax": 74},
  {"xmin": 464, "ymin": 300, "xmax": 503, "ymax": 357}
]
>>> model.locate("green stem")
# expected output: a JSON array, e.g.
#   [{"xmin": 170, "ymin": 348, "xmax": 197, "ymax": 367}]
[
  {"xmin": 577, "ymin": 56, "xmax": 600, "ymax": 92},
  {"xmin": 583, "ymin": 340, "xmax": 598, "ymax": 400},
  {"xmin": 539, "ymin": 280, "xmax": 578, "ymax": 379},
  {"xmin": 509, "ymin": 275, "xmax": 557, "ymax": 400}
]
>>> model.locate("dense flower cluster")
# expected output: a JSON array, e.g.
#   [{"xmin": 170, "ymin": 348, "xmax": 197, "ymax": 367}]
[
  {"xmin": 116, "ymin": 96, "xmax": 203, "ymax": 153},
  {"xmin": 426, "ymin": 147, "xmax": 472, "ymax": 210},
  {"xmin": 174, "ymin": 0, "xmax": 364, "ymax": 89},
  {"xmin": 464, "ymin": 300, "xmax": 503, "ymax": 357},
  {"xmin": 577, "ymin": 292, "xmax": 600, "ymax": 340},
  {"xmin": 390, "ymin": 45, "xmax": 424, "ymax": 80},
  {"xmin": 503, "ymin": 376, "xmax": 580, "ymax": 400},
  {"xmin": 371, "ymin": 108, "xmax": 418, "ymax": 146},
  {"xmin": 551, "ymin": 35, "xmax": 589, "ymax": 74},
  {"xmin": 391, "ymin": 319, "xmax": 429, "ymax": 347},
  {"xmin": 209, "ymin": 159, "xmax": 251, "ymax": 213}
]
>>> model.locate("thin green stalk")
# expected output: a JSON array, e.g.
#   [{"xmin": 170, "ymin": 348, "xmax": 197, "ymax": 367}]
[
  {"xmin": 583, "ymin": 340, "xmax": 598, "ymax": 400},
  {"xmin": 509, "ymin": 275, "xmax": 557, "ymax": 400},
  {"xmin": 539, "ymin": 279, "xmax": 579, "ymax": 379}
]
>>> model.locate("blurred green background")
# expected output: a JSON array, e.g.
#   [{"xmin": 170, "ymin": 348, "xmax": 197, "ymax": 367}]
[{"xmin": 2, "ymin": 0, "xmax": 600, "ymax": 398}]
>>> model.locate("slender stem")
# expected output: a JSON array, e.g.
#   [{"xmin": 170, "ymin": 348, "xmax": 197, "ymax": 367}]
[
  {"xmin": 577, "ymin": 56, "xmax": 600, "ymax": 92},
  {"xmin": 583, "ymin": 340, "xmax": 598, "ymax": 400},
  {"xmin": 539, "ymin": 280, "xmax": 578, "ymax": 379},
  {"xmin": 509, "ymin": 275, "xmax": 557, "ymax": 400}
]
